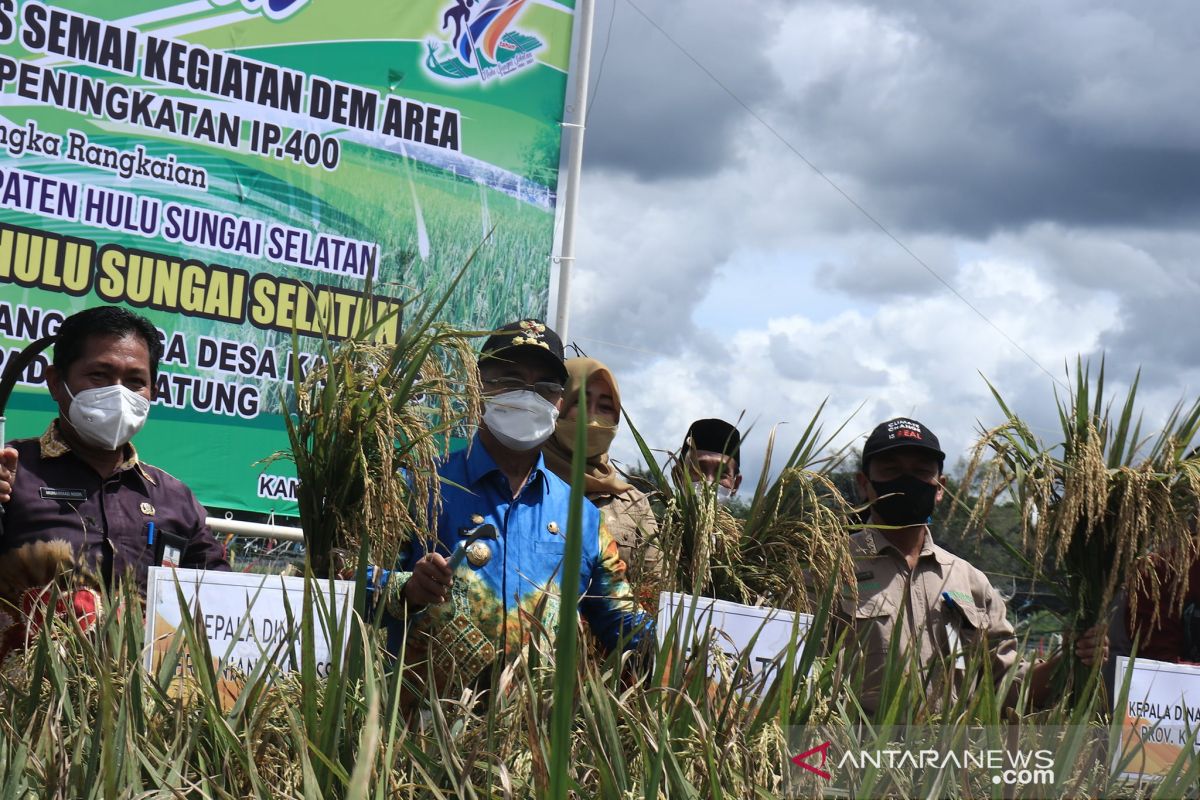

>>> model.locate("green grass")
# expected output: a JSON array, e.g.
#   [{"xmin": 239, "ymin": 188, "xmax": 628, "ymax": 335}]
[
  {"xmin": 2, "ymin": 566, "xmax": 1198, "ymax": 798},
  {"xmin": 4, "ymin": 315, "xmax": 1200, "ymax": 797}
]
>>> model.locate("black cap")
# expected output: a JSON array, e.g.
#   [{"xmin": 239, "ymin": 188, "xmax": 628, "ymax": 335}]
[
  {"xmin": 681, "ymin": 418, "xmax": 742, "ymax": 473},
  {"xmin": 479, "ymin": 319, "xmax": 567, "ymax": 383},
  {"xmin": 861, "ymin": 417, "xmax": 945, "ymax": 470}
]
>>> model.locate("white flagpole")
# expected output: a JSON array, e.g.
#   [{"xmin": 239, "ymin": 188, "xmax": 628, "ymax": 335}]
[{"xmin": 553, "ymin": 0, "xmax": 596, "ymax": 342}]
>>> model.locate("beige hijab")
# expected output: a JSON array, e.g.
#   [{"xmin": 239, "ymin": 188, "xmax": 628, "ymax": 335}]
[{"xmin": 542, "ymin": 357, "xmax": 633, "ymax": 495}]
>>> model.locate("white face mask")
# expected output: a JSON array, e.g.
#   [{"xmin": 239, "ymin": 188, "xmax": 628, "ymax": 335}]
[
  {"xmin": 483, "ymin": 390, "xmax": 559, "ymax": 451},
  {"xmin": 691, "ymin": 480, "xmax": 736, "ymax": 506},
  {"xmin": 65, "ymin": 383, "xmax": 150, "ymax": 451}
]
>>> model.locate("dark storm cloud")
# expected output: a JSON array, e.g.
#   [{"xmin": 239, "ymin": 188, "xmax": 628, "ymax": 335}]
[
  {"xmin": 583, "ymin": 0, "xmax": 1200, "ymax": 232},
  {"xmin": 566, "ymin": 0, "xmax": 1200, "ymax": 484},
  {"xmin": 581, "ymin": 0, "xmax": 787, "ymax": 179},
  {"xmin": 767, "ymin": 0, "xmax": 1200, "ymax": 234},
  {"xmin": 858, "ymin": 131, "xmax": 1200, "ymax": 236}
]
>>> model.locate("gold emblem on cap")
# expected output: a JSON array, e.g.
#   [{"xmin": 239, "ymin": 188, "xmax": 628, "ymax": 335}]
[
  {"xmin": 465, "ymin": 540, "xmax": 491, "ymax": 567},
  {"xmin": 512, "ymin": 321, "xmax": 550, "ymax": 349},
  {"xmin": 519, "ymin": 320, "xmax": 546, "ymax": 334},
  {"xmin": 512, "ymin": 334, "xmax": 550, "ymax": 349},
  {"xmin": 140, "ymin": 502, "xmax": 155, "ymax": 516},
  {"xmin": 471, "ymin": 514, "xmax": 485, "ymax": 525},
  {"xmin": 547, "ymin": 521, "xmax": 559, "ymax": 534}
]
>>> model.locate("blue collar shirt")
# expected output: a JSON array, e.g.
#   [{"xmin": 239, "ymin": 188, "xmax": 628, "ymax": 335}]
[{"xmin": 399, "ymin": 433, "xmax": 651, "ymax": 655}]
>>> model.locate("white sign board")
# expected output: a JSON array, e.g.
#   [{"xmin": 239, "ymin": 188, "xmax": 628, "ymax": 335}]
[
  {"xmin": 658, "ymin": 591, "xmax": 812, "ymax": 695},
  {"xmin": 1112, "ymin": 655, "xmax": 1200, "ymax": 782},
  {"xmin": 144, "ymin": 567, "xmax": 355, "ymax": 708}
]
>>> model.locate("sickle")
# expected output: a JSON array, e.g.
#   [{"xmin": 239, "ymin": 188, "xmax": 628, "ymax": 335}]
[
  {"xmin": 445, "ymin": 522, "xmax": 498, "ymax": 571},
  {"xmin": 0, "ymin": 336, "xmax": 56, "ymax": 526},
  {"xmin": 0, "ymin": 335, "xmax": 55, "ymax": 420},
  {"xmin": 405, "ymin": 523, "xmax": 499, "ymax": 633}
]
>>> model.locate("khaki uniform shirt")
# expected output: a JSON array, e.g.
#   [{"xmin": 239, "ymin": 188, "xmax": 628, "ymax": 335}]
[
  {"xmin": 591, "ymin": 488, "xmax": 661, "ymax": 595},
  {"xmin": 836, "ymin": 528, "xmax": 1022, "ymax": 715}
]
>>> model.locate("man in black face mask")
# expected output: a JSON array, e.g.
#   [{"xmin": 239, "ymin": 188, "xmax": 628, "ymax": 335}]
[
  {"xmin": 840, "ymin": 417, "xmax": 1106, "ymax": 717},
  {"xmin": 856, "ymin": 418, "xmax": 945, "ymax": 546}
]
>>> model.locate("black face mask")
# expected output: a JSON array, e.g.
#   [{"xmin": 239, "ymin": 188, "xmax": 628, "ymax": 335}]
[{"xmin": 868, "ymin": 474, "xmax": 939, "ymax": 527}]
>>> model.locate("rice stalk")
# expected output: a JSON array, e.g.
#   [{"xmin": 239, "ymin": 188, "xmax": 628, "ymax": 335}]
[
  {"xmin": 964, "ymin": 357, "xmax": 1200, "ymax": 701},
  {"xmin": 625, "ymin": 407, "xmax": 857, "ymax": 613},
  {"xmin": 0, "ymin": 543, "xmax": 1197, "ymax": 797},
  {"xmin": 268, "ymin": 267, "xmax": 484, "ymax": 576},
  {"xmin": 6, "ymin": 329, "xmax": 1200, "ymax": 797}
]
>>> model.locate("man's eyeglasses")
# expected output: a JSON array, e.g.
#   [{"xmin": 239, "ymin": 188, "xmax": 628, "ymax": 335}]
[{"xmin": 482, "ymin": 377, "xmax": 564, "ymax": 401}]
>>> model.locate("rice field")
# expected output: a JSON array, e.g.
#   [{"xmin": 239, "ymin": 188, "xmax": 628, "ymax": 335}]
[{"xmin": 2, "ymin": 317, "xmax": 1199, "ymax": 798}]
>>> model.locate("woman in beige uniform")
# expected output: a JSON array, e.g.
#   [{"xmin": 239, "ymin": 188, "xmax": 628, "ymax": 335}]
[{"xmin": 543, "ymin": 358, "xmax": 661, "ymax": 597}]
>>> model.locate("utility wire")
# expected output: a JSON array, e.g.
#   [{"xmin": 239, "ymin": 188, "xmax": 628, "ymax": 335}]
[
  {"xmin": 574, "ymin": 334, "xmax": 671, "ymax": 359},
  {"xmin": 621, "ymin": 0, "xmax": 1067, "ymax": 391},
  {"xmin": 587, "ymin": 0, "xmax": 619, "ymax": 123}
]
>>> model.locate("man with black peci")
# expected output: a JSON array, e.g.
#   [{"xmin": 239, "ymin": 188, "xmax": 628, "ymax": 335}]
[
  {"xmin": 371, "ymin": 319, "xmax": 651, "ymax": 691},
  {"xmin": 676, "ymin": 417, "xmax": 742, "ymax": 504}
]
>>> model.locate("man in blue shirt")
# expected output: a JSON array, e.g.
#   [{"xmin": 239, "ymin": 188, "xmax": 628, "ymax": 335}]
[{"xmin": 378, "ymin": 319, "xmax": 650, "ymax": 686}]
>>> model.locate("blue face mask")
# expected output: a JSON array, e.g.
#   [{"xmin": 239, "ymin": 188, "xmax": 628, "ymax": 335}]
[{"xmin": 869, "ymin": 474, "xmax": 938, "ymax": 527}]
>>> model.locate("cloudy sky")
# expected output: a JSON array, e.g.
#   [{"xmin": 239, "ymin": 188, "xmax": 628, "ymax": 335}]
[{"xmin": 557, "ymin": 0, "xmax": 1200, "ymax": 480}]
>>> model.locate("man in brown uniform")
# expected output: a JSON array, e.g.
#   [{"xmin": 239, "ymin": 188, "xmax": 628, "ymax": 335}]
[
  {"xmin": 0, "ymin": 306, "xmax": 228, "ymax": 596},
  {"xmin": 839, "ymin": 417, "xmax": 1105, "ymax": 717}
]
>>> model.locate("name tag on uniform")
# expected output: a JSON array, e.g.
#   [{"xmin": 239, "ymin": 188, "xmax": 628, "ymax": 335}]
[
  {"xmin": 155, "ymin": 529, "xmax": 188, "ymax": 569},
  {"xmin": 39, "ymin": 487, "xmax": 87, "ymax": 501},
  {"xmin": 945, "ymin": 621, "xmax": 965, "ymax": 670},
  {"xmin": 942, "ymin": 591, "xmax": 970, "ymax": 670}
]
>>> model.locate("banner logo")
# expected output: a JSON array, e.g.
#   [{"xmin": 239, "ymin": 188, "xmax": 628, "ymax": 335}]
[
  {"xmin": 424, "ymin": 0, "xmax": 542, "ymax": 82},
  {"xmin": 209, "ymin": 0, "xmax": 311, "ymax": 22}
]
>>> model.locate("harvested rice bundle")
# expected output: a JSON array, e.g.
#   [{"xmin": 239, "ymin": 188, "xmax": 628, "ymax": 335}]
[{"xmin": 964, "ymin": 359, "xmax": 1200, "ymax": 699}]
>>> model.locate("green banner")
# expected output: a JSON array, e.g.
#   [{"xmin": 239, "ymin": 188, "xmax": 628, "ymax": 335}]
[{"xmin": 0, "ymin": 0, "xmax": 576, "ymax": 514}]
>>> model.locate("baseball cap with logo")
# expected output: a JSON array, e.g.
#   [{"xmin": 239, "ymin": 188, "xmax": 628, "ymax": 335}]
[
  {"xmin": 479, "ymin": 319, "xmax": 568, "ymax": 384},
  {"xmin": 861, "ymin": 417, "xmax": 945, "ymax": 471}
]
